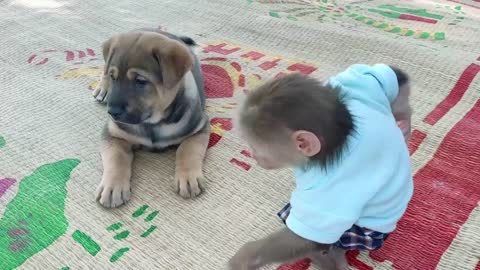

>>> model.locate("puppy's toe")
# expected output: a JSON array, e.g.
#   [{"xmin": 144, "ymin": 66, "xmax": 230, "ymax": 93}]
[
  {"xmin": 176, "ymin": 177, "xmax": 191, "ymax": 198},
  {"xmin": 92, "ymin": 85, "xmax": 101, "ymax": 98},
  {"xmin": 111, "ymin": 190, "xmax": 123, "ymax": 208},
  {"xmin": 97, "ymin": 185, "xmax": 113, "ymax": 208},
  {"xmin": 94, "ymin": 87, "xmax": 109, "ymax": 103},
  {"xmin": 96, "ymin": 180, "xmax": 130, "ymax": 208},
  {"xmin": 175, "ymin": 169, "xmax": 204, "ymax": 198},
  {"xmin": 95, "ymin": 185, "xmax": 104, "ymax": 201},
  {"xmin": 189, "ymin": 176, "xmax": 203, "ymax": 197},
  {"xmin": 122, "ymin": 189, "xmax": 131, "ymax": 202},
  {"xmin": 92, "ymin": 77, "xmax": 109, "ymax": 103}
]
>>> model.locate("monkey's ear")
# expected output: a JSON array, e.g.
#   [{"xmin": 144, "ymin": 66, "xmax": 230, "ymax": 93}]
[{"xmin": 291, "ymin": 130, "xmax": 321, "ymax": 157}]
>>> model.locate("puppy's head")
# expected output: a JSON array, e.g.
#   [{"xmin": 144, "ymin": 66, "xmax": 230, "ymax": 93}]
[{"xmin": 102, "ymin": 31, "xmax": 193, "ymax": 124}]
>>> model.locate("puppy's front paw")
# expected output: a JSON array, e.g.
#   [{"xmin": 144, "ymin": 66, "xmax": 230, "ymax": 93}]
[
  {"xmin": 95, "ymin": 174, "xmax": 131, "ymax": 208},
  {"xmin": 175, "ymin": 168, "xmax": 204, "ymax": 198},
  {"xmin": 92, "ymin": 77, "xmax": 109, "ymax": 103}
]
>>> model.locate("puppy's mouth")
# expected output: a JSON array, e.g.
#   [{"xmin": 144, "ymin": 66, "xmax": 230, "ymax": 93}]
[
  {"xmin": 109, "ymin": 110, "xmax": 165, "ymax": 125},
  {"xmin": 110, "ymin": 113, "xmax": 150, "ymax": 125},
  {"xmin": 141, "ymin": 112, "xmax": 153, "ymax": 122},
  {"xmin": 142, "ymin": 111, "xmax": 164, "ymax": 124}
]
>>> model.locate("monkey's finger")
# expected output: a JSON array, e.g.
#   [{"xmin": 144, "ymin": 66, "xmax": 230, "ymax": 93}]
[
  {"xmin": 396, "ymin": 120, "xmax": 410, "ymax": 134},
  {"xmin": 396, "ymin": 120, "xmax": 411, "ymax": 143}
]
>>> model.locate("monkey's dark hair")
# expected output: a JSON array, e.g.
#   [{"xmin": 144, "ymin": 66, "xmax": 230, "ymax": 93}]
[
  {"xmin": 389, "ymin": 65, "xmax": 409, "ymax": 87},
  {"xmin": 239, "ymin": 73, "xmax": 355, "ymax": 169}
]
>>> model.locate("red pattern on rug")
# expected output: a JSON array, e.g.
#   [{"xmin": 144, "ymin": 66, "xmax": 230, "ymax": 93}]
[{"xmin": 278, "ymin": 62, "xmax": 480, "ymax": 269}]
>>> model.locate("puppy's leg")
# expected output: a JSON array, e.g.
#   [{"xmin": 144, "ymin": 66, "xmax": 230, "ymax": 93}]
[
  {"xmin": 95, "ymin": 137, "xmax": 133, "ymax": 208},
  {"xmin": 92, "ymin": 74, "xmax": 110, "ymax": 103},
  {"xmin": 174, "ymin": 126, "xmax": 209, "ymax": 198}
]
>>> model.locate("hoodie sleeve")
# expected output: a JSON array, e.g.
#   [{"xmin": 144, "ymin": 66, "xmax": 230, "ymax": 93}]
[{"xmin": 328, "ymin": 64, "xmax": 400, "ymax": 114}]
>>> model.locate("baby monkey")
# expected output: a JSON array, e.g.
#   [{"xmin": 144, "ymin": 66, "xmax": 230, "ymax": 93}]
[{"xmin": 229, "ymin": 64, "xmax": 413, "ymax": 270}]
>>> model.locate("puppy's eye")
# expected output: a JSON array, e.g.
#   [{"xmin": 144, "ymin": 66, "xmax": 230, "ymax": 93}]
[
  {"xmin": 135, "ymin": 76, "xmax": 148, "ymax": 86},
  {"xmin": 110, "ymin": 73, "xmax": 115, "ymax": 80}
]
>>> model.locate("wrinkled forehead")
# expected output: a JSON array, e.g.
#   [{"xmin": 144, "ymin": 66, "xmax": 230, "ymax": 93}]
[
  {"xmin": 110, "ymin": 53, "xmax": 162, "ymax": 82},
  {"xmin": 108, "ymin": 34, "xmax": 165, "ymax": 81}
]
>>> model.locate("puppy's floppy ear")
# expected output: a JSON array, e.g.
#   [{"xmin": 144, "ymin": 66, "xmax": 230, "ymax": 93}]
[
  {"xmin": 153, "ymin": 40, "xmax": 193, "ymax": 89},
  {"xmin": 102, "ymin": 38, "xmax": 112, "ymax": 61},
  {"xmin": 101, "ymin": 36, "xmax": 116, "ymax": 74}
]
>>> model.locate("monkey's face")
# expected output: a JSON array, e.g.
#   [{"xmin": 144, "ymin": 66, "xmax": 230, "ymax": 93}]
[
  {"xmin": 249, "ymin": 143, "xmax": 291, "ymax": 169},
  {"xmin": 242, "ymin": 129, "xmax": 322, "ymax": 170},
  {"xmin": 245, "ymin": 137, "xmax": 306, "ymax": 170}
]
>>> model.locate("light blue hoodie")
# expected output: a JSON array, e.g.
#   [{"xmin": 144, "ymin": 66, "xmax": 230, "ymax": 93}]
[{"xmin": 286, "ymin": 64, "xmax": 413, "ymax": 244}]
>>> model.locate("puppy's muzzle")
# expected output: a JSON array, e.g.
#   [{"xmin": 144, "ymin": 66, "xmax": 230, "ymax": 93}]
[{"xmin": 108, "ymin": 104, "xmax": 127, "ymax": 121}]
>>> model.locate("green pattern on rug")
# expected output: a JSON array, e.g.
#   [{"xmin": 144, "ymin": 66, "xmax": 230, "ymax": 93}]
[{"xmin": 0, "ymin": 159, "xmax": 80, "ymax": 270}]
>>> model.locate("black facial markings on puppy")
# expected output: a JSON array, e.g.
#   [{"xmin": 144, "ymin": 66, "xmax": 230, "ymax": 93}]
[
  {"xmin": 96, "ymin": 28, "xmax": 211, "ymax": 207},
  {"xmin": 115, "ymin": 83, "xmax": 207, "ymax": 144},
  {"xmin": 179, "ymin": 36, "xmax": 197, "ymax": 46},
  {"xmin": 107, "ymin": 29, "xmax": 208, "ymax": 147}
]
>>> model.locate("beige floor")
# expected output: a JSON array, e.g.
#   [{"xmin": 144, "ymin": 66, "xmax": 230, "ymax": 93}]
[{"xmin": 0, "ymin": 0, "xmax": 479, "ymax": 269}]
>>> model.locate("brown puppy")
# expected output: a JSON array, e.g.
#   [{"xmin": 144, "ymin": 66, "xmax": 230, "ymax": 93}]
[{"xmin": 93, "ymin": 29, "xmax": 209, "ymax": 208}]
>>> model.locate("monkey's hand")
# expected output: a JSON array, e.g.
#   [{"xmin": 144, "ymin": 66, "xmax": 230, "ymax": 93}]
[
  {"xmin": 228, "ymin": 242, "xmax": 261, "ymax": 270},
  {"xmin": 389, "ymin": 66, "xmax": 412, "ymax": 143},
  {"xmin": 229, "ymin": 227, "xmax": 328, "ymax": 270},
  {"xmin": 396, "ymin": 119, "xmax": 411, "ymax": 142},
  {"xmin": 393, "ymin": 92, "xmax": 412, "ymax": 143}
]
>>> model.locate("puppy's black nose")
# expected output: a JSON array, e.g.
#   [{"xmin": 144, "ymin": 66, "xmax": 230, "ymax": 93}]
[{"xmin": 108, "ymin": 104, "xmax": 127, "ymax": 119}]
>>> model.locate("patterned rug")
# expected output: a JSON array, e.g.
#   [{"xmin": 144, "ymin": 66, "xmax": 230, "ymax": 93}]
[{"xmin": 1, "ymin": 0, "xmax": 479, "ymax": 269}]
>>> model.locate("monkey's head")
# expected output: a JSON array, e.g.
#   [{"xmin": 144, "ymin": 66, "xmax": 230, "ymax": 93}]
[{"xmin": 237, "ymin": 73, "xmax": 354, "ymax": 170}]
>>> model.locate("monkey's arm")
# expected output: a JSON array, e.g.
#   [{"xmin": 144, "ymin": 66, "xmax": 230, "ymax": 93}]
[
  {"xmin": 228, "ymin": 227, "xmax": 329, "ymax": 270},
  {"xmin": 389, "ymin": 66, "xmax": 412, "ymax": 141},
  {"xmin": 392, "ymin": 83, "xmax": 412, "ymax": 141},
  {"xmin": 332, "ymin": 64, "xmax": 412, "ymax": 141}
]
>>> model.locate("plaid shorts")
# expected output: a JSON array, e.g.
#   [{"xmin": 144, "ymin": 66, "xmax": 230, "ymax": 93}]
[{"xmin": 277, "ymin": 203, "xmax": 389, "ymax": 251}]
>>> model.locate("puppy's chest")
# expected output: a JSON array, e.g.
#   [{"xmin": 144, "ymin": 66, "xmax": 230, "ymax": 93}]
[{"xmin": 125, "ymin": 123, "xmax": 188, "ymax": 149}]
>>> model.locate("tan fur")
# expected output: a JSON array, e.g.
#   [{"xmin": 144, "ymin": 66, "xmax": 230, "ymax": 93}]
[
  {"xmin": 95, "ymin": 137, "xmax": 133, "ymax": 208},
  {"xmin": 151, "ymin": 82, "xmax": 181, "ymax": 114},
  {"xmin": 107, "ymin": 121, "xmax": 152, "ymax": 146},
  {"xmin": 94, "ymin": 31, "xmax": 193, "ymax": 105},
  {"xmin": 109, "ymin": 66, "xmax": 119, "ymax": 79},
  {"xmin": 93, "ymin": 31, "xmax": 208, "ymax": 207},
  {"xmin": 127, "ymin": 68, "xmax": 152, "ymax": 81},
  {"xmin": 92, "ymin": 74, "xmax": 110, "ymax": 100},
  {"xmin": 174, "ymin": 125, "xmax": 210, "ymax": 197}
]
